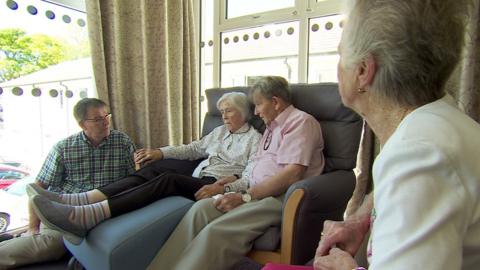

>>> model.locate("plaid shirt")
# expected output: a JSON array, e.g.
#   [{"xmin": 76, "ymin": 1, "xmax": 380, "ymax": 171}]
[{"xmin": 37, "ymin": 130, "xmax": 136, "ymax": 193}]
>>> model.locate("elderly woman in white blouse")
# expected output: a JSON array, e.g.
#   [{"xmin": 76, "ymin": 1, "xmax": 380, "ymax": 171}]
[
  {"xmin": 313, "ymin": 0, "xmax": 480, "ymax": 270},
  {"xmin": 28, "ymin": 92, "xmax": 261, "ymax": 244}
]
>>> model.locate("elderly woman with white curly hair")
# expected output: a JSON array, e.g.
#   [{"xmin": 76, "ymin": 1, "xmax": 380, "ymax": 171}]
[
  {"xmin": 309, "ymin": 0, "xmax": 480, "ymax": 270},
  {"xmin": 28, "ymin": 92, "xmax": 262, "ymax": 245}
]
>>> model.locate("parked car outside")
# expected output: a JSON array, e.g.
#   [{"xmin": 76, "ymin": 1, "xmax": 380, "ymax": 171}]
[
  {"xmin": 0, "ymin": 164, "xmax": 31, "ymax": 189},
  {"xmin": 0, "ymin": 176, "xmax": 35, "ymax": 232}
]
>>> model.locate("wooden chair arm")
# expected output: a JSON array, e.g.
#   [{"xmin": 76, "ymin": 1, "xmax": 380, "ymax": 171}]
[
  {"xmin": 280, "ymin": 188, "xmax": 305, "ymax": 264},
  {"xmin": 247, "ymin": 188, "xmax": 305, "ymax": 265}
]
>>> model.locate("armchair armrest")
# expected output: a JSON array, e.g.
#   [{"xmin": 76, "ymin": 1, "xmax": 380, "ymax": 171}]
[{"xmin": 281, "ymin": 170, "xmax": 356, "ymax": 265}]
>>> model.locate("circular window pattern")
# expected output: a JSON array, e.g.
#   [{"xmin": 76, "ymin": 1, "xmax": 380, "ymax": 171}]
[
  {"xmin": 12, "ymin": 87, "xmax": 23, "ymax": 96},
  {"xmin": 233, "ymin": 36, "xmax": 239, "ymax": 43},
  {"xmin": 77, "ymin": 19, "xmax": 86, "ymax": 27},
  {"xmin": 264, "ymin": 31, "xmax": 271, "ymax": 38},
  {"xmin": 311, "ymin": 24, "xmax": 319, "ymax": 32},
  {"xmin": 31, "ymin": 88, "xmax": 42, "ymax": 97},
  {"xmin": 27, "ymin": 5, "xmax": 37, "ymax": 15},
  {"xmin": 208, "ymin": 40, "xmax": 213, "ymax": 46},
  {"xmin": 79, "ymin": 90, "xmax": 88, "ymax": 99},
  {"xmin": 287, "ymin": 27, "xmax": 294, "ymax": 35},
  {"xmin": 62, "ymin": 15, "xmax": 71, "ymax": 23},
  {"xmin": 224, "ymin": 37, "xmax": 229, "ymax": 44},
  {"xmin": 45, "ymin": 10, "xmax": 55, "ymax": 19},
  {"xmin": 275, "ymin": 29, "xmax": 282, "ymax": 37},
  {"xmin": 65, "ymin": 90, "xmax": 74, "ymax": 98},
  {"xmin": 49, "ymin": 89, "xmax": 59, "ymax": 97},
  {"xmin": 243, "ymin": 34, "xmax": 249, "ymax": 42},
  {"xmin": 6, "ymin": 0, "xmax": 18, "ymax": 10},
  {"xmin": 325, "ymin": 22, "xmax": 334, "ymax": 30},
  {"xmin": 253, "ymin": 32, "xmax": 260, "ymax": 40}
]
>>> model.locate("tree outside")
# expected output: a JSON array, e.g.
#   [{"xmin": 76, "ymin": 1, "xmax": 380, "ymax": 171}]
[{"xmin": 0, "ymin": 28, "xmax": 89, "ymax": 83}]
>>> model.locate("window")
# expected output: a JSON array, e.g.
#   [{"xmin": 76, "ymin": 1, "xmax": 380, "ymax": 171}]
[
  {"xmin": 226, "ymin": 0, "xmax": 295, "ymax": 19},
  {"xmin": 221, "ymin": 21, "xmax": 299, "ymax": 87},
  {"xmin": 0, "ymin": 0, "xmax": 92, "ymax": 231},
  {"xmin": 198, "ymin": 0, "xmax": 344, "ymax": 123},
  {"xmin": 199, "ymin": 0, "xmax": 214, "ymax": 120},
  {"xmin": 308, "ymin": 14, "xmax": 344, "ymax": 83}
]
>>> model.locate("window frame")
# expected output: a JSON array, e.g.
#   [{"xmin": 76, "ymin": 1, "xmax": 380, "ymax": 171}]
[
  {"xmin": 195, "ymin": 0, "xmax": 343, "ymax": 126},
  {"xmin": 208, "ymin": 0, "xmax": 342, "ymax": 87}
]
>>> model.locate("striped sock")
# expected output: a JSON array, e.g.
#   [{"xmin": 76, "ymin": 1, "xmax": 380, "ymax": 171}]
[
  {"xmin": 60, "ymin": 193, "xmax": 90, "ymax": 206},
  {"xmin": 69, "ymin": 201, "xmax": 111, "ymax": 230}
]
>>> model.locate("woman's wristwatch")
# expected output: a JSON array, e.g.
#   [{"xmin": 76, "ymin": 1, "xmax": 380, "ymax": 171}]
[
  {"xmin": 241, "ymin": 190, "xmax": 252, "ymax": 203},
  {"xmin": 223, "ymin": 174, "xmax": 240, "ymax": 193}
]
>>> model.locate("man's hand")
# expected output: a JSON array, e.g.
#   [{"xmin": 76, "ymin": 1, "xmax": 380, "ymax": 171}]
[
  {"xmin": 213, "ymin": 192, "xmax": 244, "ymax": 212},
  {"xmin": 314, "ymin": 247, "xmax": 358, "ymax": 270},
  {"xmin": 195, "ymin": 183, "xmax": 224, "ymax": 200},
  {"xmin": 316, "ymin": 216, "xmax": 370, "ymax": 257},
  {"xmin": 134, "ymin": 148, "xmax": 163, "ymax": 165}
]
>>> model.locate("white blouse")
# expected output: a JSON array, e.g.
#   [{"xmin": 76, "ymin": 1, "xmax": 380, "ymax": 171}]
[{"xmin": 161, "ymin": 123, "xmax": 261, "ymax": 188}]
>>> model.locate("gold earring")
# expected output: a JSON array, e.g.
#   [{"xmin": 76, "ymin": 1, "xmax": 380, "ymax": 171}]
[{"xmin": 357, "ymin": 88, "xmax": 366, "ymax": 93}]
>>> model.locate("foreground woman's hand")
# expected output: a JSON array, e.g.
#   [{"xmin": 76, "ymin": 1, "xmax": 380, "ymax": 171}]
[
  {"xmin": 316, "ymin": 216, "xmax": 370, "ymax": 257},
  {"xmin": 314, "ymin": 247, "xmax": 358, "ymax": 270}
]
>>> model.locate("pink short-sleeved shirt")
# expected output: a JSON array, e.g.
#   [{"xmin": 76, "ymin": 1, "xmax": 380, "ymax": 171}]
[{"xmin": 250, "ymin": 105, "xmax": 325, "ymax": 187}]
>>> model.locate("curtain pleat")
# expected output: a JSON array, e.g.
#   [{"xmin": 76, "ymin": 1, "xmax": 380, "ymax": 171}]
[{"xmin": 459, "ymin": 0, "xmax": 480, "ymax": 123}]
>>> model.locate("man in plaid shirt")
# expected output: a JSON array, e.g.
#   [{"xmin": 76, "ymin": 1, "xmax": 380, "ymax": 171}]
[{"xmin": 0, "ymin": 98, "xmax": 136, "ymax": 269}]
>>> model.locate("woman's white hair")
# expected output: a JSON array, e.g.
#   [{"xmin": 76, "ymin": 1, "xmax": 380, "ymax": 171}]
[
  {"xmin": 341, "ymin": 0, "xmax": 470, "ymax": 106},
  {"xmin": 216, "ymin": 92, "xmax": 251, "ymax": 121}
]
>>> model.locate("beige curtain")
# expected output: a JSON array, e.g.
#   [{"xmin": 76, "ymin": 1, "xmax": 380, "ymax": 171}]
[
  {"xmin": 347, "ymin": 0, "xmax": 480, "ymax": 215},
  {"xmin": 458, "ymin": 0, "xmax": 480, "ymax": 123},
  {"xmin": 85, "ymin": 0, "xmax": 198, "ymax": 148}
]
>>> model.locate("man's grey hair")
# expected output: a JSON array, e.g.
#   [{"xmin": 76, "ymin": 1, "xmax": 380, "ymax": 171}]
[
  {"xmin": 250, "ymin": 76, "xmax": 291, "ymax": 104},
  {"xmin": 217, "ymin": 92, "xmax": 251, "ymax": 121},
  {"xmin": 340, "ymin": 0, "xmax": 470, "ymax": 107},
  {"xmin": 73, "ymin": 98, "xmax": 108, "ymax": 123}
]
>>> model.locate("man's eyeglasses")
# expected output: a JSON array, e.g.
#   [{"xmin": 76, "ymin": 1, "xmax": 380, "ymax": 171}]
[{"xmin": 84, "ymin": 113, "xmax": 112, "ymax": 123}]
